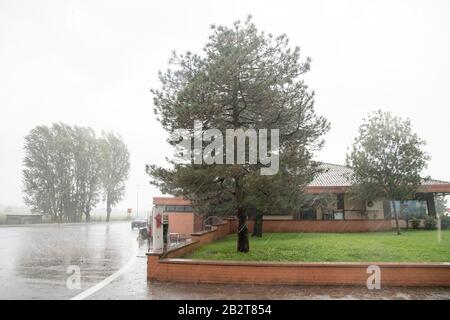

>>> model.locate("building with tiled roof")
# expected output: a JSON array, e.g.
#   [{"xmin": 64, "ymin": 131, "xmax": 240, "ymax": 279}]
[
  {"xmin": 305, "ymin": 163, "xmax": 450, "ymax": 194},
  {"xmin": 153, "ymin": 163, "xmax": 450, "ymax": 231},
  {"xmin": 304, "ymin": 163, "xmax": 450, "ymax": 222}
]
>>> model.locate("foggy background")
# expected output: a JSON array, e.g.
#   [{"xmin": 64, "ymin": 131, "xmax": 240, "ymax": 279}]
[{"xmin": 1, "ymin": 0, "xmax": 449, "ymax": 216}]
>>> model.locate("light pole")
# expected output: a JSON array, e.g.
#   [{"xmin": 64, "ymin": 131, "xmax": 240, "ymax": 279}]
[{"xmin": 136, "ymin": 184, "xmax": 140, "ymax": 218}]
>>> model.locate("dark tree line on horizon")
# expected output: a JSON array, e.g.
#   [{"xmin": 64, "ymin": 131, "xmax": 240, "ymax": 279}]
[{"xmin": 22, "ymin": 123, "xmax": 130, "ymax": 222}]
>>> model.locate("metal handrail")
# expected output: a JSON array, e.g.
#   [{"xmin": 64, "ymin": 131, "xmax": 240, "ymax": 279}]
[{"xmin": 202, "ymin": 215, "xmax": 224, "ymax": 230}]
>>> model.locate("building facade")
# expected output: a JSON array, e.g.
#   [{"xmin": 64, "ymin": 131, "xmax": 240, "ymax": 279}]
[
  {"xmin": 152, "ymin": 197, "xmax": 204, "ymax": 235},
  {"xmin": 152, "ymin": 163, "xmax": 450, "ymax": 234},
  {"xmin": 304, "ymin": 163, "xmax": 450, "ymax": 226}
]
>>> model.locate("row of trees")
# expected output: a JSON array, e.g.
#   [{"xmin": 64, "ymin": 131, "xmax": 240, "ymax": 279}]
[{"xmin": 22, "ymin": 123, "xmax": 130, "ymax": 222}]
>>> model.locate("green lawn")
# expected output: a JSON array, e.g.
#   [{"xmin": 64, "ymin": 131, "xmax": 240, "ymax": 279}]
[{"xmin": 184, "ymin": 230, "xmax": 450, "ymax": 263}]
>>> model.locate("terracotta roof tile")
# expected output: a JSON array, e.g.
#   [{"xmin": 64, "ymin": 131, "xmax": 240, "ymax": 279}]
[
  {"xmin": 308, "ymin": 163, "xmax": 354, "ymax": 187},
  {"xmin": 153, "ymin": 164, "xmax": 450, "ymax": 202},
  {"xmin": 308, "ymin": 162, "xmax": 450, "ymax": 189}
]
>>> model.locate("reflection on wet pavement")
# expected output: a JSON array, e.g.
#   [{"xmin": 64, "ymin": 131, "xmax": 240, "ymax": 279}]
[
  {"xmin": 0, "ymin": 222, "xmax": 138, "ymax": 300},
  {"xmin": 1, "ymin": 221, "xmax": 449, "ymax": 300},
  {"xmin": 90, "ymin": 254, "xmax": 450, "ymax": 300}
]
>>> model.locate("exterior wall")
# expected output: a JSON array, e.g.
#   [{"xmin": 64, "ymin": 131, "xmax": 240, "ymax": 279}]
[
  {"xmin": 167, "ymin": 212, "xmax": 194, "ymax": 235},
  {"xmin": 345, "ymin": 211, "xmax": 364, "ymax": 220},
  {"xmin": 344, "ymin": 195, "xmax": 365, "ymax": 211},
  {"xmin": 261, "ymin": 220, "xmax": 390, "ymax": 233},
  {"xmin": 228, "ymin": 219, "xmax": 390, "ymax": 233},
  {"xmin": 263, "ymin": 215, "xmax": 293, "ymax": 220},
  {"xmin": 148, "ymin": 258, "xmax": 450, "ymax": 287},
  {"xmin": 308, "ymin": 194, "xmax": 386, "ymax": 221},
  {"xmin": 392, "ymin": 219, "xmax": 408, "ymax": 229},
  {"xmin": 345, "ymin": 211, "xmax": 385, "ymax": 220},
  {"xmin": 168, "ymin": 213, "xmax": 391, "ymax": 236},
  {"xmin": 316, "ymin": 207, "xmax": 323, "ymax": 220},
  {"xmin": 366, "ymin": 211, "xmax": 384, "ymax": 219},
  {"xmin": 191, "ymin": 221, "xmax": 231, "ymax": 245},
  {"xmin": 344, "ymin": 194, "xmax": 366, "ymax": 220},
  {"xmin": 164, "ymin": 241, "xmax": 202, "ymax": 259},
  {"xmin": 365, "ymin": 199, "xmax": 385, "ymax": 220}
]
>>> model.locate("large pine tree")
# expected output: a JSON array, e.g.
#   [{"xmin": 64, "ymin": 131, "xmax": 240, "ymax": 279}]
[{"xmin": 147, "ymin": 17, "xmax": 329, "ymax": 252}]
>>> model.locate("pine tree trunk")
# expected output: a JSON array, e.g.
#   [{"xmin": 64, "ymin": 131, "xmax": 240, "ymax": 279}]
[
  {"xmin": 235, "ymin": 176, "xmax": 249, "ymax": 252},
  {"xmin": 393, "ymin": 201, "xmax": 401, "ymax": 235},
  {"xmin": 237, "ymin": 206, "xmax": 249, "ymax": 252},
  {"xmin": 106, "ymin": 197, "xmax": 111, "ymax": 222},
  {"xmin": 252, "ymin": 212, "xmax": 263, "ymax": 237}
]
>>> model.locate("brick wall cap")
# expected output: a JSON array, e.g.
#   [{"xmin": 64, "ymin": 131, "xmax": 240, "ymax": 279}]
[
  {"xmin": 256, "ymin": 219, "xmax": 389, "ymax": 222},
  {"xmin": 211, "ymin": 221, "xmax": 228, "ymax": 226},
  {"xmin": 191, "ymin": 226, "xmax": 218, "ymax": 236},
  {"xmin": 159, "ymin": 258, "xmax": 450, "ymax": 268},
  {"xmin": 146, "ymin": 239, "xmax": 200, "ymax": 257}
]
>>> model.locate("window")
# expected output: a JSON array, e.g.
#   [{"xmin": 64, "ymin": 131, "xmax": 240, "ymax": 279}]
[
  {"xmin": 323, "ymin": 212, "xmax": 334, "ymax": 220},
  {"xmin": 334, "ymin": 211, "xmax": 344, "ymax": 220},
  {"xmin": 337, "ymin": 194, "xmax": 344, "ymax": 210},
  {"xmin": 164, "ymin": 205, "xmax": 193, "ymax": 212},
  {"xmin": 294, "ymin": 209, "xmax": 316, "ymax": 220},
  {"xmin": 388, "ymin": 200, "xmax": 428, "ymax": 219}
]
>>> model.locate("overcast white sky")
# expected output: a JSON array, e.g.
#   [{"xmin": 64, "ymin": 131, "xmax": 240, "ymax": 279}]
[{"xmin": 1, "ymin": 0, "xmax": 449, "ymax": 213}]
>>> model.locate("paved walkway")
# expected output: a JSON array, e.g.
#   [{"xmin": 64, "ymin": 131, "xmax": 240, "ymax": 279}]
[{"xmin": 89, "ymin": 255, "xmax": 450, "ymax": 300}]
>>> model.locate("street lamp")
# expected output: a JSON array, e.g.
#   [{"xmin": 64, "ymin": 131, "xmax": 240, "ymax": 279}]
[{"xmin": 136, "ymin": 184, "xmax": 140, "ymax": 218}]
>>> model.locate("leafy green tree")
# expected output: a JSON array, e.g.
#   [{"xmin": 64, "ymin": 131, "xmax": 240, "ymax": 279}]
[
  {"xmin": 435, "ymin": 195, "xmax": 448, "ymax": 217},
  {"xmin": 304, "ymin": 192, "xmax": 338, "ymax": 217},
  {"xmin": 99, "ymin": 133, "xmax": 130, "ymax": 222},
  {"xmin": 23, "ymin": 125, "xmax": 58, "ymax": 221},
  {"xmin": 71, "ymin": 126, "xmax": 102, "ymax": 222},
  {"xmin": 147, "ymin": 17, "xmax": 329, "ymax": 251},
  {"xmin": 346, "ymin": 110, "xmax": 430, "ymax": 235},
  {"xmin": 245, "ymin": 169, "xmax": 314, "ymax": 237},
  {"xmin": 23, "ymin": 123, "xmax": 78, "ymax": 222},
  {"xmin": 23, "ymin": 123, "xmax": 128, "ymax": 223}
]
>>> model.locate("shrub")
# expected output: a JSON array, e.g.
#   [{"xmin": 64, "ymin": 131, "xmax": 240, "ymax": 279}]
[
  {"xmin": 424, "ymin": 216, "xmax": 437, "ymax": 230},
  {"xmin": 440, "ymin": 215, "xmax": 450, "ymax": 230},
  {"xmin": 410, "ymin": 218, "xmax": 421, "ymax": 229}
]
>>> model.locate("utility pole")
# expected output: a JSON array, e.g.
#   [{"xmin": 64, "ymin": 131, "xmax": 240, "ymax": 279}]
[{"xmin": 136, "ymin": 184, "xmax": 140, "ymax": 218}]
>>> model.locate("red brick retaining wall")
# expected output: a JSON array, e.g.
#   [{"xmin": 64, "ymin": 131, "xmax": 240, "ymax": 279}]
[
  {"xmin": 228, "ymin": 219, "xmax": 392, "ymax": 233},
  {"xmin": 160, "ymin": 221, "xmax": 233, "ymax": 259},
  {"xmin": 147, "ymin": 218, "xmax": 450, "ymax": 286},
  {"xmin": 147, "ymin": 258, "xmax": 450, "ymax": 287},
  {"xmin": 191, "ymin": 221, "xmax": 231, "ymax": 245}
]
